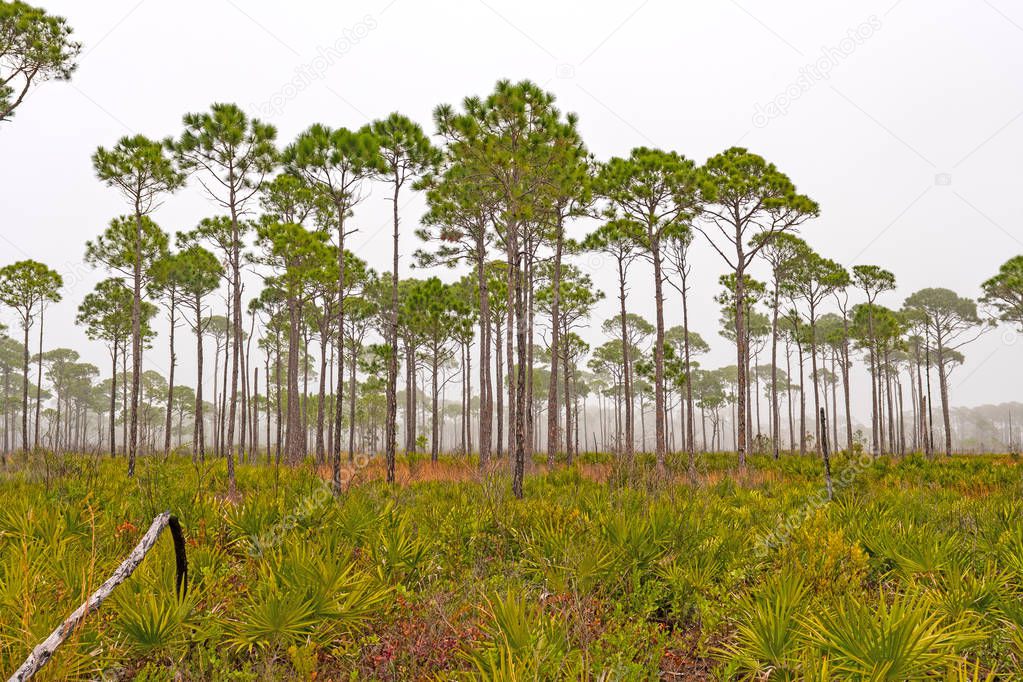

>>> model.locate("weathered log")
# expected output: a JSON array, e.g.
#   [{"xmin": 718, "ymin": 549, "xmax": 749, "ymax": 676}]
[{"xmin": 9, "ymin": 511, "xmax": 187, "ymax": 682}]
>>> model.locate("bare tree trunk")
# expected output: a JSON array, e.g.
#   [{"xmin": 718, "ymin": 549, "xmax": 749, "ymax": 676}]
[
  {"xmin": 431, "ymin": 355, "xmax": 440, "ymax": 462},
  {"xmin": 797, "ymin": 338, "xmax": 806, "ymax": 456},
  {"xmin": 302, "ymin": 325, "xmax": 310, "ymax": 458},
  {"xmin": 525, "ymin": 253, "xmax": 535, "ymax": 464},
  {"xmin": 285, "ymin": 297, "xmax": 302, "ymax": 463},
  {"xmin": 348, "ymin": 333, "xmax": 357, "ymax": 464},
  {"xmin": 617, "ymin": 261, "xmax": 635, "ymax": 465},
  {"xmin": 252, "ymin": 367, "xmax": 259, "ymax": 459},
  {"xmin": 820, "ymin": 407, "xmax": 833, "ymax": 500},
  {"xmin": 651, "ymin": 240, "xmax": 667, "ymax": 468},
  {"xmin": 546, "ymin": 220, "xmax": 564, "ymax": 466},
  {"xmin": 506, "ymin": 248, "xmax": 517, "ymax": 464},
  {"xmin": 20, "ymin": 318, "xmax": 29, "ymax": 452},
  {"xmin": 885, "ymin": 349, "xmax": 896, "ymax": 455},
  {"xmin": 110, "ymin": 340, "xmax": 118, "ymax": 457},
  {"xmin": 809, "ymin": 307, "xmax": 823, "ymax": 457},
  {"xmin": 226, "ymin": 201, "xmax": 242, "ymax": 494},
  {"xmin": 841, "ymin": 323, "xmax": 853, "ymax": 451},
  {"xmin": 274, "ymin": 334, "xmax": 283, "ymax": 466},
  {"xmin": 405, "ymin": 341, "xmax": 414, "ymax": 452},
  {"xmin": 265, "ymin": 352, "xmax": 271, "ymax": 463},
  {"xmin": 127, "ymin": 210, "xmax": 143, "ymax": 475},
  {"xmin": 897, "ymin": 378, "xmax": 906, "ymax": 456},
  {"xmin": 476, "ymin": 245, "xmax": 492, "ymax": 466},
  {"xmin": 461, "ymin": 342, "xmax": 468, "ymax": 455},
  {"xmin": 512, "ymin": 236, "xmax": 527, "ymax": 498},
  {"xmin": 163, "ymin": 294, "xmax": 176, "ymax": 456},
  {"xmin": 467, "ymin": 342, "xmax": 474, "ymax": 454},
  {"xmin": 219, "ymin": 305, "xmax": 229, "ymax": 459},
  {"xmin": 316, "ymin": 327, "xmax": 327, "ymax": 463},
  {"xmin": 830, "ymin": 348, "xmax": 839, "ymax": 452},
  {"xmin": 331, "ymin": 217, "xmax": 347, "ymax": 493},
  {"xmin": 563, "ymin": 328, "xmax": 572, "ymax": 464},
  {"xmin": 786, "ymin": 339, "xmax": 795, "ymax": 452},
  {"xmin": 734, "ymin": 254, "xmax": 748, "ymax": 467},
  {"xmin": 495, "ymin": 318, "xmax": 504, "ymax": 459},
  {"xmin": 936, "ymin": 340, "xmax": 953, "ymax": 456},
  {"xmin": 770, "ymin": 283, "xmax": 781, "ymax": 458},
  {"xmin": 34, "ymin": 303, "xmax": 45, "ymax": 451},
  {"xmin": 866, "ymin": 306, "xmax": 880, "ymax": 456},
  {"xmin": 505, "ymin": 274, "xmax": 515, "ymax": 466},
  {"xmin": 385, "ymin": 171, "xmax": 400, "ymax": 481},
  {"xmin": 240, "ymin": 310, "xmax": 253, "ymax": 462}
]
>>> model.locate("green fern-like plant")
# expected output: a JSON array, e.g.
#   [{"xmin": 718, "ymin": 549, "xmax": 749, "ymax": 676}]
[
  {"xmin": 716, "ymin": 571, "xmax": 809, "ymax": 680},
  {"xmin": 805, "ymin": 591, "xmax": 986, "ymax": 680},
  {"xmin": 465, "ymin": 590, "xmax": 580, "ymax": 678},
  {"xmin": 113, "ymin": 590, "xmax": 197, "ymax": 657}
]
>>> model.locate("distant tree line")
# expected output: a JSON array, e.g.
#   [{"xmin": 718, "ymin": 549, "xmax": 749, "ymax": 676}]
[{"xmin": 3, "ymin": 2, "xmax": 1020, "ymax": 498}]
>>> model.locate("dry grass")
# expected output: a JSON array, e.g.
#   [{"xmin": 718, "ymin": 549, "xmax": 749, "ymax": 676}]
[{"xmin": 309, "ymin": 453, "xmax": 796, "ymax": 490}]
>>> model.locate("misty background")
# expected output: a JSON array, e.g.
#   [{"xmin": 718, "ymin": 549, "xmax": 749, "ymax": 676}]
[{"xmin": 2, "ymin": 0, "xmax": 1022, "ymax": 440}]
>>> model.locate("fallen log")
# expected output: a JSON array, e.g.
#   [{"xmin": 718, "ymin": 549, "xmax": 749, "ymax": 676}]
[{"xmin": 8, "ymin": 511, "xmax": 188, "ymax": 682}]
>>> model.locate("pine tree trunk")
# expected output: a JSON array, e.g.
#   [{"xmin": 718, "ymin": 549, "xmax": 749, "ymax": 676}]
[
  {"xmin": 110, "ymin": 340, "xmax": 118, "ymax": 457},
  {"xmin": 506, "ymin": 248, "xmax": 517, "ymax": 463},
  {"xmin": 302, "ymin": 326, "xmax": 309, "ymax": 458},
  {"xmin": 252, "ymin": 367, "xmax": 259, "ymax": 458},
  {"xmin": 936, "ymin": 338, "xmax": 953, "ymax": 456},
  {"xmin": 285, "ymin": 297, "xmax": 302, "ymax": 463},
  {"xmin": 830, "ymin": 349, "xmax": 839, "ymax": 452},
  {"xmin": 770, "ymin": 283, "xmax": 780, "ymax": 458},
  {"xmin": 34, "ymin": 304, "xmax": 44, "ymax": 451},
  {"xmin": 563, "ymin": 327, "xmax": 572, "ymax": 464},
  {"xmin": 476, "ymin": 244, "xmax": 492, "ymax": 466},
  {"xmin": 127, "ymin": 212, "xmax": 143, "ymax": 475},
  {"xmin": 331, "ymin": 216, "xmax": 347, "ymax": 492},
  {"xmin": 431, "ymin": 354, "xmax": 440, "ymax": 462},
  {"xmin": 841, "ymin": 319, "xmax": 853, "ymax": 451},
  {"xmin": 865, "ymin": 303, "xmax": 880, "ymax": 456},
  {"xmin": 121, "ymin": 344, "xmax": 128, "ymax": 457},
  {"xmin": 564, "ymin": 356, "xmax": 573, "ymax": 465},
  {"xmin": 495, "ymin": 318, "xmax": 503, "ymax": 459},
  {"xmin": 219, "ymin": 306, "xmax": 229, "ymax": 459},
  {"xmin": 316, "ymin": 327, "xmax": 328, "ymax": 463},
  {"xmin": 274, "ymin": 335, "xmax": 283, "ymax": 466},
  {"xmin": 820, "ymin": 407, "xmax": 833, "ymax": 499},
  {"xmin": 385, "ymin": 172, "xmax": 400, "ymax": 481},
  {"xmin": 163, "ymin": 295, "xmax": 176, "ymax": 456},
  {"xmin": 461, "ymin": 343, "xmax": 467, "ymax": 455},
  {"xmin": 734, "ymin": 254, "xmax": 748, "ymax": 467},
  {"xmin": 240, "ymin": 310, "xmax": 253, "ymax": 462},
  {"xmin": 226, "ymin": 200, "xmax": 242, "ymax": 493},
  {"xmin": 885, "ymin": 349, "xmax": 896, "ymax": 455},
  {"xmin": 618, "ymin": 260, "xmax": 635, "ymax": 465},
  {"xmin": 797, "ymin": 339, "xmax": 806, "ymax": 457},
  {"xmin": 786, "ymin": 339, "xmax": 795, "ymax": 452},
  {"xmin": 512, "ymin": 233, "xmax": 527, "ymax": 499},
  {"xmin": 348, "ymin": 332, "xmax": 357, "ymax": 464},
  {"xmin": 809, "ymin": 308, "xmax": 822, "ymax": 457},
  {"xmin": 405, "ymin": 341, "xmax": 414, "ymax": 453},
  {"xmin": 546, "ymin": 220, "xmax": 564, "ymax": 465},
  {"xmin": 651, "ymin": 239, "xmax": 667, "ymax": 468},
  {"xmin": 525, "ymin": 252, "xmax": 535, "ymax": 465}
]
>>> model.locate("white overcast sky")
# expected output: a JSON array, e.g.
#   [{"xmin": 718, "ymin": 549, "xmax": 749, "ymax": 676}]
[{"xmin": 2, "ymin": 0, "xmax": 1022, "ymax": 421}]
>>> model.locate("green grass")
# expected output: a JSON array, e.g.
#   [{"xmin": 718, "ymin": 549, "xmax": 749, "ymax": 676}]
[{"xmin": 0, "ymin": 451, "xmax": 1021, "ymax": 680}]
